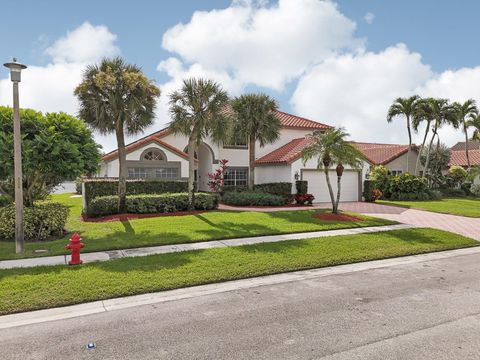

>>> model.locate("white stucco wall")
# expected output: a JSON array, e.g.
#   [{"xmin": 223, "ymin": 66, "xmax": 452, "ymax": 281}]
[
  {"xmin": 255, "ymin": 165, "xmax": 292, "ymax": 185},
  {"xmin": 256, "ymin": 128, "xmax": 313, "ymax": 158},
  {"xmin": 384, "ymin": 151, "xmax": 423, "ymax": 174}
]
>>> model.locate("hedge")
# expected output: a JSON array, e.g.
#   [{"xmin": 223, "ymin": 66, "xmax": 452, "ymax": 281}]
[
  {"xmin": 83, "ymin": 179, "xmax": 189, "ymax": 207},
  {"xmin": 363, "ymin": 180, "xmax": 376, "ymax": 202},
  {"xmin": 0, "ymin": 202, "xmax": 69, "ymax": 241},
  {"xmin": 222, "ymin": 191, "xmax": 285, "ymax": 206},
  {"xmin": 254, "ymin": 182, "xmax": 292, "ymax": 197},
  {"xmin": 295, "ymin": 181, "xmax": 308, "ymax": 195},
  {"xmin": 86, "ymin": 193, "xmax": 219, "ymax": 217}
]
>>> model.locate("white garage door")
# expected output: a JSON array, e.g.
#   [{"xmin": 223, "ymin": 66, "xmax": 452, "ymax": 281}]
[{"xmin": 302, "ymin": 170, "xmax": 359, "ymax": 203}]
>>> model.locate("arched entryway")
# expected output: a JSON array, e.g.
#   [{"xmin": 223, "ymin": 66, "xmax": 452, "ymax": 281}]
[{"xmin": 197, "ymin": 143, "xmax": 214, "ymax": 191}]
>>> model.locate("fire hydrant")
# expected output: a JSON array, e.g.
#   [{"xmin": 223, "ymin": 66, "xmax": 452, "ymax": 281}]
[{"xmin": 65, "ymin": 233, "xmax": 85, "ymax": 265}]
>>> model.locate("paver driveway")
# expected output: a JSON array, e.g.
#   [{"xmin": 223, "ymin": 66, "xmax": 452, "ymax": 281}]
[{"xmin": 328, "ymin": 202, "xmax": 480, "ymax": 241}]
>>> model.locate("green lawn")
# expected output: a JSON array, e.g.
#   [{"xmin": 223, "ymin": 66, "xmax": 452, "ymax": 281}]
[
  {"xmin": 379, "ymin": 197, "xmax": 480, "ymax": 218},
  {"xmin": 0, "ymin": 194, "xmax": 394, "ymax": 261},
  {"xmin": 0, "ymin": 227, "xmax": 476, "ymax": 315}
]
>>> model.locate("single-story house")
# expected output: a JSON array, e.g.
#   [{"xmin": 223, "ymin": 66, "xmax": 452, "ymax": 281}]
[
  {"xmin": 449, "ymin": 142, "xmax": 480, "ymax": 185},
  {"xmin": 99, "ymin": 110, "xmax": 421, "ymax": 202}
]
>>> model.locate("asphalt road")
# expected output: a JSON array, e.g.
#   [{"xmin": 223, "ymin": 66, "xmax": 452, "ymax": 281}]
[{"xmin": 2, "ymin": 252, "xmax": 480, "ymax": 360}]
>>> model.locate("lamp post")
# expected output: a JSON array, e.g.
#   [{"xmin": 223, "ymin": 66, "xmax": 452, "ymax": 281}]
[{"xmin": 3, "ymin": 58, "xmax": 27, "ymax": 254}]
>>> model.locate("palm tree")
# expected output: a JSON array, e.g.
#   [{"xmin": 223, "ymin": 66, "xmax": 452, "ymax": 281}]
[
  {"xmin": 168, "ymin": 78, "xmax": 230, "ymax": 208},
  {"xmin": 453, "ymin": 99, "xmax": 477, "ymax": 168},
  {"xmin": 231, "ymin": 94, "xmax": 280, "ymax": 189},
  {"xmin": 467, "ymin": 114, "xmax": 480, "ymax": 142},
  {"xmin": 387, "ymin": 95, "xmax": 421, "ymax": 173},
  {"xmin": 302, "ymin": 128, "xmax": 364, "ymax": 214},
  {"xmin": 412, "ymin": 100, "xmax": 433, "ymax": 176},
  {"xmin": 75, "ymin": 57, "xmax": 160, "ymax": 213}
]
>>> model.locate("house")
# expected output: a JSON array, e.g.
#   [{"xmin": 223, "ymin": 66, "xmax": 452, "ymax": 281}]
[
  {"xmin": 99, "ymin": 110, "xmax": 421, "ymax": 202},
  {"xmin": 449, "ymin": 142, "xmax": 480, "ymax": 185}
]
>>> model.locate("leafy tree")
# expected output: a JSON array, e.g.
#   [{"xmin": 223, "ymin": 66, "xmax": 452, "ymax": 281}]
[
  {"xmin": 169, "ymin": 78, "xmax": 231, "ymax": 208},
  {"xmin": 467, "ymin": 114, "xmax": 480, "ymax": 142},
  {"xmin": 302, "ymin": 128, "xmax": 365, "ymax": 214},
  {"xmin": 74, "ymin": 57, "xmax": 160, "ymax": 213},
  {"xmin": 369, "ymin": 165, "xmax": 390, "ymax": 195},
  {"xmin": 421, "ymin": 142, "xmax": 451, "ymax": 187},
  {"xmin": 447, "ymin": 166, "xmax": 468, "ymax": 187},
  {"xmin": 387, "ymin": 95, "xmax": 421, "ymax": 172},
  {"xmin": 231, "ymin": 94, "xmax": 280, "ymax": 189},
  {"xmin": 453, "ymin": 99, "xmax": 477, "ymax": 168},
  {"xmin": 0, "ymin": 106, "xmax": 101, "ymax": 206}
]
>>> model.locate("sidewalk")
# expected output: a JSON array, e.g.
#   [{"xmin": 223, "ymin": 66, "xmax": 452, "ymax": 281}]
[{"xmin": 0, "ymin": 224, "xmax": 415, "ymax": 270}]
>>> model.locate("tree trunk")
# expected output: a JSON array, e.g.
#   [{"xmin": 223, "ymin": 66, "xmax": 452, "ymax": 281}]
[
  {"xmin": 464, "ymin": 121, "xmax": 471, "ymax": 168},
  {"xmin": 335, "ymin": 175, "xmax": 342, "ymax": 214},
  {"xmin": 248, "ymin": 136, "xmax": 255, "ymax": 190},
  {"xmin": 424, "ymin": 122, "xmax": 438, "ymax": 178},
  {"xmin": 323, "ymin": 168, "xmax": 336, "ymax": 214},
  {"xmin": 406, "ymin": 115, "xmax": 412, "ymax": 173},
  {"xmin": 116, "ymin": 120, "xmax": 127, "ymax": 214},
  {"xmin": 415, "ymin": 121, "xmax": 430, "ymax": 176},
  {"xmin": 187, "ymin": 137, "xmax": 196, "ymax": 210}
]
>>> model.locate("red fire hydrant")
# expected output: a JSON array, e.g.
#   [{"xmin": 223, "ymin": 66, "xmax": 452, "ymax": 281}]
[{"xmin": 65, "ymin": 233, "xmax": 85, "ymax": 265}]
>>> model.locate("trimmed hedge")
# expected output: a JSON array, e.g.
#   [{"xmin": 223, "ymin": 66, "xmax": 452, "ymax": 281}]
[
  {"xmin": 0, "ymin": 202, "xmax": 69, "ymax": 241},
  {"xmin": 363, "ymin": 180, "xmax": 376, "ymax": 202},
  {"xmin": 222, "ymin": 191, "xmax": 285, "ymax": 206},
  {"xmin": 86, "ymin": 193, "xmax": 219, "ymax": 217},
  {"xmin": 295, "ymin": 181, "xmax": 308, "ymax": 195},
  {"xmin": 83, "ymin": 179, "xmax": 189, "ymax": 206},
  {"xmin": 254, "ymin": 182, "xmax": 292, "ymax": 197}
]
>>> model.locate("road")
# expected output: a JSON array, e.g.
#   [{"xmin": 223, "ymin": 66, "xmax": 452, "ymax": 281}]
[{"xmin": 2, "ymin": 251, "xmax": 480, "ymax": 359}]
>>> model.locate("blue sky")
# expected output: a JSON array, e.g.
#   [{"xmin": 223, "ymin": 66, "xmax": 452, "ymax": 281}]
[{"xmin": 1, "ymin": 0, "xmax": 479, "ymax": 151}]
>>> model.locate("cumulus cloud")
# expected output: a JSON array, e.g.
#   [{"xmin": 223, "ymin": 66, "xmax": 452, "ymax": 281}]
[
  {"xmin": 364, "ymin": 12, "xmax": 375, "ymax": 24},
  {"xmin": 160, "ymin": 0, "xmax": 363, "ymax": 91}
]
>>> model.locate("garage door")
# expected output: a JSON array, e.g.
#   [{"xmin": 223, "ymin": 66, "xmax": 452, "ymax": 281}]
[{"xmin": 302, "ymin": 170, "xmax": 359, "ymax": 203}]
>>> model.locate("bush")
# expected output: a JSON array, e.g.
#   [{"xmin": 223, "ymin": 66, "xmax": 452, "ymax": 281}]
[
  {"xmin": 461, "ymin": 182, "xmax": 472, "ymax": 196},
  {"xmin": 471, "ymin": 184, "xmax": 480, "ymax": 197},
  {"xmin": 0, "ymin": 195, "xmax": 11, "ymax": 207},
  {"xmin": 295, "ymin": 180, "xmax": 308, "ymax": 195},
  {"xmin": 0, "ymin": 202, "xmax": 69, "ymax": 241},
  {"xmin": 254, "ymin": 182, "xmax": 292, "ymax": 197},
  {"xmin": 83, "ymin": 179, "xmax": 189, "ymax": 207},
  {"xmin": 222, "ymin": 191, "xmax": 285, "ymax": 206},
  {"xmin": 363, "ymin": 180, "xmax": 375, "ymax": 202},
  {"xmin": 427, "ymin": 189, "xmax": 443, "ymax": 200},
  {"xmin": 86, "ymin": 193, "xmax": 219, "ymax": 217},
  {"xmin": 439, "ymin": 187, "xmax": 466, "ymax": 198},
  {"xmin": 369, "ymin": 165, "xmax": 390, "ymax": 194},
  {"xmin": 75, "ymin": 177, "xmax": 83, "ymax": 194},
  {"xmin": 220, "ymin": 185, "xmax": 248, "ymax": 195},
  {"xmin": 295, "ymin": 193, "xmax": 314, "ymax": 205},
  {"xmin": 447, "ymin": 166, "xmax": 468, "ymax": 187},
  {"xmin": 387, "ymin": 173, "xmax": 429, "ymax": 200}
]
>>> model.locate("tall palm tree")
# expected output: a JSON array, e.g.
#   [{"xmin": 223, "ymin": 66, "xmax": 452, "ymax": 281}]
[
  {"xmin": 412, "ymin": 99, "xmax": 433, "ymax": 176},
  {"xmin": 75, "ymin": 57, "xmax": 160, "ymax": 213},
  {"xmin": 387, "ymin": 95, "xmax": 421, "ymax": 173},
  {"xmin": 453, "ymin": 99, "xmax": 477, "ymax": 168},
  {"xmin": 231, "ymin": 94, "xmax": 280, "ymax": 189},
  {"xmin": 467, "ymin": 114, "xmax": 480, "ymax": 142},
  {"xmin": 169, "ymin": 78, "xmax": 230, "ymax": 208},
  {"xmin": 302, "ymin": 128, "xmax": 364, "ymax": 214}
]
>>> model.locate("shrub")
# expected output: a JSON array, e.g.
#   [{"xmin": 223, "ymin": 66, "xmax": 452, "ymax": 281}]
[
  {"xmin": 369, "ymin": 165, "xmax": 390, "ymax": 194},
  {"xmin": 0, "ymin": 195, "xmax": 11, "ymax": 207},
  {"xmin": 75, "ymin": 177, "xmax": 83, "ymax": 194},
  {"xmin": 387, "ymin": 173, "xmax": 429, "ymax": 200},
  {"xmin": 439, "ymin": 187, "xmax": 466, "ymax": 198},
  {"xmin": 254, "ymin": 182, "xmax": 292, "ymax": 197},
  {"xmin": 363, "ymin": 180, "xmax": 375, "ymax": 202},
  {"xmin": 0, "ymin": 202, "xmax": 69, "ymax": 241},
  {"xmin": 461, "ymin": 182, "xmax": 472, "ymax": 196},
  {"xmin": 447, "ymin": 166, "xmax": 468, "ymax": 187},
  {"xmin": 471, "ymin": 184, "xmax": 480, "ymax": 197},
  {"xmin": 295, "ymin": 180, "xmax": 308, "ymax": 195},
  {"xmin": 220, "ymin": 185, "xmax": 248, "ymax": 194},
  {"xmin": 427, "ymin": 189, "xmax": 442, "ymax": 200},
  {"xmin": 222, "ymin": 191, "xmax": 285, "ymax": 206},
  {"xmin": 83, "ymin": 179, "xmax": 189, "ymax": 207},
  {"xmin": 86, "ymin": 193, "xmax": 219, "ymax": 217},
  {"xmin": 295, "ymin": 194, "xmax": 314, "ymax": 205}
]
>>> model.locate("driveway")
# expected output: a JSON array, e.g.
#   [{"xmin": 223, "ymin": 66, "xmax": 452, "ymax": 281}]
[{"xmin": 2, "ymin": 249, "xmax": 480, "ymax": 359}]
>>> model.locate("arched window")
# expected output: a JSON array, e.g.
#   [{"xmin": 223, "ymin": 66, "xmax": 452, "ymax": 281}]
[{"xmin": 142, "ymin": 148, "xmax": 165, "ymax": 161}]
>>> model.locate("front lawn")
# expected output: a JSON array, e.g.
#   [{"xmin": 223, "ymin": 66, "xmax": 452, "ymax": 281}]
[
  {"xmin": 0, "ymin": 194, "xmax": 394, "ymax": 260},
  {"xmin": 378, "ymin": 197, "xmax": 480, "ymax": 218},
  {"xmin": 0, "ymin": 227, "xmax": 476, "ymax": 315}
]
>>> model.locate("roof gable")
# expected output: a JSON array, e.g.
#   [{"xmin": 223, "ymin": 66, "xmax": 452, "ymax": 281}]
[
  {"xmin": 255, "ymin": 137, "xmax": 314, "ymax": 165},
  {"xmin": 352, "ymin": 142, "xmax": 415, "ymax": 165}
]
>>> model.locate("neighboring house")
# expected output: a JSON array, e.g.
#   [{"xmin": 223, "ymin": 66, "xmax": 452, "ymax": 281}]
[
  {"xmin": 99, "ymin": 110, "xmax": 421, "ymax": 202},
  {"xmin": 449, "ymin": 142, "xmax": 480, "ymax": 185}
]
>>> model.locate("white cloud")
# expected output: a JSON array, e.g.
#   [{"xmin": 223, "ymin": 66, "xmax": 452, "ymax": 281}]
[
  {"xmin": 364, "ymin": 12, "xmax": 375, "ymax": 24},
  {"xmin": 160, "ymin": 0, "xmax": 363, "ymax": 91}
]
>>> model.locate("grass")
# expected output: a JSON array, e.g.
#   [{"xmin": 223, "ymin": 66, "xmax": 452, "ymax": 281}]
[
  {"xmin": 0, "ymin": 227, "xmax": 476, "ymax": 315},
  {"xmin": 378, "ymin": 197, "xmax": 480, "ymax": 218},
  {"xmin": 0, "ymin": 193, "xmax": 394, "ymax": 260}
]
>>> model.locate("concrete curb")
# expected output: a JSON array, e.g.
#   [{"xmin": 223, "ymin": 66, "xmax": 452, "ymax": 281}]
[
  {"xmin": 0, "ymin": 224, "xmax": 414, "ymax": 270},
  {"xmin": 1, "ymin": 245, "xmax": 480, "ymax": 330}
]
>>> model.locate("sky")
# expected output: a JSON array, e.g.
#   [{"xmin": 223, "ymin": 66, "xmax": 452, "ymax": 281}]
[{"xmin": 1, "ymin": 0, "xmax": 479, "ymax": 152}]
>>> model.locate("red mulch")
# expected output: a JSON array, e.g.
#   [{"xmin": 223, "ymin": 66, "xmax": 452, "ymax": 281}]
[
  {"xmin": 313, "ymin": 213, "xmax": 363, "ymax": 222},
  {"xmin": 220, "ymin": 203, "xmax": 312, "ymax": 209},
  {"xmin": 82, "ymin": 210, "xmax": 206, "ymax": 223}
]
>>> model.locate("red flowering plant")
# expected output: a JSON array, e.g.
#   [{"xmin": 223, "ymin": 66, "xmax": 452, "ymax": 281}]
[
  {"xmin": 207, "ymin": 159, "xmax": 229, "ymax": 192},
  {"xmin": 371, "ymin": 188, "xmax": 383, "ymax": 201},
  {"xmin": 295, "ymin": 193, "xmax": 315, "ymax": 205}
]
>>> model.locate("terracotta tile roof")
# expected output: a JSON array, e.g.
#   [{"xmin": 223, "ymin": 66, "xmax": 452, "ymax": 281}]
[
  {"xmin": 451, "ymin": 141, "xmax": 480, "ymax": 151},
  {"xmin": 449, "ymin": 150, "xmax": 480, "ymax": 167},
  {"xmin": 101, "ymin": 131, "xmax": 195, "ymax": 163},
  {"xmin": 273, "ymin": 110, "xmax": 332, "ymax": 130},
  {"xmin": 255, "ymin": 137, "xmax": 315, "ymax": 165},
  {"xmin": 351, "ymin": 142, "xmax": 417, "ymax": 165}
]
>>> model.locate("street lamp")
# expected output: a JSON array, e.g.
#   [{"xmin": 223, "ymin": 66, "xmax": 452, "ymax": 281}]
[{"xmin": 3, "ymin": 58, "xmax": 27, "ymax": 254}]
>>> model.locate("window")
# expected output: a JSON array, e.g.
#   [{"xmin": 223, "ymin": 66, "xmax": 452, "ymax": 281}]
[
  {"xmin": 390, "ymin": 170, "xmax": 403, "ymax": 176},
  {"xmin": 128, "ymin": 167, "xmax": 179, "ymax": 179},
  {"xmin": 142, "ymin": 149, "xmax": 165, "ymax": 161},
  {"xmin": 223, "ymin": 137, "xmax": 248, "ymax": 149},
  {"xmin": 223, "ymin": 168, "xmax": 248, "ymax": 187}
]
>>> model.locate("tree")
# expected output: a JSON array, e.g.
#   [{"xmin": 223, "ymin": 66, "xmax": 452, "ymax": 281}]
[
  {"xmin": 467, "ymin": 114, "xmax": 480, "ymax": 142},
  {"xmin": 453, "ymin": 99, "xmax": 477, "ymax": 168},
  {"xmin": 0, "ymin": 106, "xmax": 101, "ymax": 206},
  {"xmin": 168, "ymin": 78, "xmax": 231, "ymax": 208},
  {"xmin": 302, "ymin": 128, "xmax": 364, "ymax": 214},
  {"xmin": 387, "ymin": 95, "xmax": 421, "ymax": 173},
  {"xmin": 231, "ymin": 94, "xmax": 280, "ymax": 189},
  {"xmin": 420, "ymin": 142, "xmax": 451, "ymax": 188},
  {"xmin": 74, "ymin": 57, "xmax": 160, "ymax": 213},
  {"xmin": 412, "ymin": 99, "xmax": 433, "ymax": 176}
]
